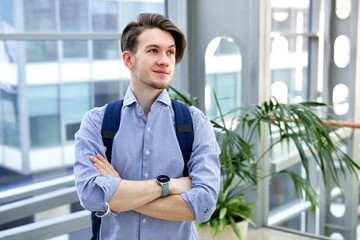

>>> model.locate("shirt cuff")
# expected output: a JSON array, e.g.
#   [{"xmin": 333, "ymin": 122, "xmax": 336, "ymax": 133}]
[{"xmin": 95, "ymin": 202, "xmax": 111, "ymax": 217}]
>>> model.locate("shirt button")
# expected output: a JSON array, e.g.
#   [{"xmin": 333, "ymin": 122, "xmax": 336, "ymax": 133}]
[
  {"xmin": 143, "ymin": 219, "xmax": 147, "ymax": 224},
  {"xmin": 146, "ymin": 127, "xmax": 151, "ymax": 132},
  {"xmin": 145, "ymin": 150, "xmax": 150, "ymax": 155},
  {"xmin": 144, "ymin": 173, "xmax": 148, "ymax": 178}
]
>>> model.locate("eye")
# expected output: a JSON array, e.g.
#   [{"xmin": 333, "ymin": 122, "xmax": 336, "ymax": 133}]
[
  {"xmin": 167, "ymin": 49, "xmax": 176, "ymax": 55},
  {"xmin": 149, "ymin": 49, "xmax": 157, "ymax": 53}
]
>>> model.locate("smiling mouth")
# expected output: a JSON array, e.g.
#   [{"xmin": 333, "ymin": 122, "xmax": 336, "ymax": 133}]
[{"xmin": 153, "ymin": 70, "xmax": 168, "ymax": 75}]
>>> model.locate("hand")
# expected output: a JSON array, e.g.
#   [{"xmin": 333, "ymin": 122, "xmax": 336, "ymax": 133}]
[
  {"xmin": 90, "ymin": 154, "xmax": 120, "ymax": 178},
  {"xmin": 169, "ymin": 177, "xmax": 192, "ymax": 195}
]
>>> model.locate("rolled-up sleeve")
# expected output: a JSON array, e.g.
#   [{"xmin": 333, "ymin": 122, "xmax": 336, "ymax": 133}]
[
  {"xmin": 181, "ymin": 107, "xmax": 221, "ymax": 222},
  {"xmin": 73, "ymin": 107, "xmax": 121, "ymax": 213}
]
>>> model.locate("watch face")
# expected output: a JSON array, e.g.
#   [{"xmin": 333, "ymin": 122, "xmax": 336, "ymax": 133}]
[{"xmin": 157, "ymin": 175, "xmax": 170, "ymax": 183}]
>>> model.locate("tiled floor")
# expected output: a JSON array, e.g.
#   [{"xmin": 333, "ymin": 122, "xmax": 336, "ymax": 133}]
[{"xmin": 246, "ymin": 228, "xmax": 321, "ymax": 240}]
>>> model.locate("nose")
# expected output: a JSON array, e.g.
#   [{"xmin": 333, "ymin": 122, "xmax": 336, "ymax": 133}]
[{"xmin": 156, "ymin": 52, "xmax": 170, "ymax": 66}]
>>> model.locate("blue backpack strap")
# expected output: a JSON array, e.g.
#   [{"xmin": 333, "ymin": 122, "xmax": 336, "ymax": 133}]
[
  {"xmin": 101, "ymin": 100, "xmax": 124, "ymax": 163},
  {"xmin": 91, "ymin": 100, "xmax": 123, "ymax": 240},
  {"xmin": 171, "ymin": 99, "xmax": 194, "ymax": 176}
]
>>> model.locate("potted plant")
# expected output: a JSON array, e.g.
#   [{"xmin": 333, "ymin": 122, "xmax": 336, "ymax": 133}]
[{"xmin": 170, "ymin": 87, "xmax": 360, "ymax": 240}]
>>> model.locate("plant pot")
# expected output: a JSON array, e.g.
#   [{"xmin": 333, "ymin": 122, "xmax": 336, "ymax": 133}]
[{"xmin": 197, "ymin": 220, "xmax": 248, "ymax": 240}]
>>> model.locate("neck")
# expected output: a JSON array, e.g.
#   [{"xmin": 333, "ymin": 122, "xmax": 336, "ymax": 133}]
[{"xmin": 130, "ymin": 83, "xmax": 163, "ymax": 117}]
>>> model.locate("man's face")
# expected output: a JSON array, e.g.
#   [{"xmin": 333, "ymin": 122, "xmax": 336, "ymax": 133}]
[{"xmin": 129, "ymin": 28, "xmax": 176, "ymax": 91}]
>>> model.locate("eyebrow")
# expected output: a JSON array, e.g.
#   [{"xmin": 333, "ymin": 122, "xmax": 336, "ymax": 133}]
[{"xmin": 145, "ymin": 44, "xmax": 176, "ymax": 49}]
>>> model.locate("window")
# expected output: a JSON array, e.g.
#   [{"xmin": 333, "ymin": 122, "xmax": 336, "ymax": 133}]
[
  {"xmin": 271, "ymin": 37, "xmax": 309, "ymax": 103},
  {"xmin": 94, "ymin": 80, "xmax": 120, "ymax": 107},
  {"xmin": 93, "ymin": 40, "xmax": 119, "ymax": 60},
  {"xmin": 59, "ymin": 0, "xmax": 88, "ymax": 32},
  {"xmin": 61, "ymin": 83, "xmax": 91, "ymax": 121},
  {"xmin": 91, "ymin": 1, "xmax": 118, "ymax": 32},
  {"xmin": 66, "ymin": 122, "xmax": 80, "ymax": 141},
  {"xmin": 0, "ymin": 0, "xmax": 14, "ymax": 28},
  {"xmin": 63, "ymin": 41, "xmax": 88, "ymax": 59},
  {"xmin": 0, "ymin": 89, "xmax": 19, "ymax": 147},
  {"xmin": 24, "ymin": 0, "xmax": 56, "ymax": 32},
  {"xmin": 205, "ymin": 37, "xmax": 241, "ymax": 120},
  {"xmin": 119, "ymin": 1, "xmax": 165, "ymax": 31},
  {"xmin": 28, "ymin": 85, "xmax": 60, "ymax": 148},
  {"xmin": 268, "ymin": 0, "xmax": 324, "ymax": 235},
  {"xmin": 26, "ymin": 41, "xmax": 58, "ymax": 63}
]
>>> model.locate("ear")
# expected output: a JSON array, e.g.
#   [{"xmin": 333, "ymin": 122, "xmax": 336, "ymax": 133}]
[{"xmin": 122, "ymin": 51, "xmax": 134, "ymax": 69}]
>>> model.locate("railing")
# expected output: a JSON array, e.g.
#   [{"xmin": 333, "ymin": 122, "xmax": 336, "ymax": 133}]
[{"xmin": 0, "ymin": 175, "xmax": 91, "ymax": 240}]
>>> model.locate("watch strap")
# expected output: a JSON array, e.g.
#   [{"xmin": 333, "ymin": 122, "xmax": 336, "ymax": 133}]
[{"xmin": 161, "ymin": 182, "xmax": 169, "ymax": 197}]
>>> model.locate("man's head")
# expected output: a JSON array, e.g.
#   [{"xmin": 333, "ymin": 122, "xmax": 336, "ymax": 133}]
[{"xmin": 121, "ymin": 13, "xmax": 186, "ymax": 64}]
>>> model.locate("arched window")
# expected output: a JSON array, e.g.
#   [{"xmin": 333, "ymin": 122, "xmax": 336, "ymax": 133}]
[{"xmin": 205, "ymin": 36, "xmax": 241, "ymax": 120}]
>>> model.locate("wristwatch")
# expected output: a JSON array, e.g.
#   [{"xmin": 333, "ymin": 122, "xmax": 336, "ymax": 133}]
[{"xmin": 156, "ymin": 175, "xmax": 170, "ymax": 197}]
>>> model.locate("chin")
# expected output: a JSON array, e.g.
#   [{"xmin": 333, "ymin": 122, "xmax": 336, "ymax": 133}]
[{"xmin": 152, "ymin": 81, "xmax": 171, "ymax": 90}]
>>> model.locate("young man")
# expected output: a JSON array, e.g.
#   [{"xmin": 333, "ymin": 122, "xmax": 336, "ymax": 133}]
[{"xmin": 74, "ymin": 13, "xmax": 220, "ymax": 240}]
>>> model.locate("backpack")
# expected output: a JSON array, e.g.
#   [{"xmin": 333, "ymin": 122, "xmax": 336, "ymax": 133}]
[{"xmin": 90, "ymin": 99, "xmax": 194, "ymax": 240}]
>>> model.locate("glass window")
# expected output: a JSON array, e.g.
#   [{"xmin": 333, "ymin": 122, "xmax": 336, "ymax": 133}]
[
  {"xmin": 270, "ymin": 37, "xmax": 309, "ymax": 103},
  {"xmin": 280, "ymin": 215, "xmax": 302, "ymax": 231},
  {"xmin": 61, "ymin": 83, "xmax": 91, "ymax": 121},
  {"xmin": 26, "ymin": 41, "xmax": 58, "ymax": 63},
  {"xmin": 119, "ymin": 1, "xmax": 165, "ymax": 31},
  {"xmin": 269, "ymin": 1, "xmax": 325, "ymax": 236},
  {"xmin": 94, "ymin": 80, "xmax": 120, "ymax": 107},
  {"xmin": 59, "ymin": 0, "xmax": 88, "ymax": 32},
  {"xmin": 0, "ymin": 0, "xmax": 14, "ymax": 28},
  {"xmin": 28, "ymin": 85, "xmax": 60, "ymax": 148},
  {"xmin": 269, "ymin": 163, "xmax": 302, "ymax": 210},
  {"xmin": 91, "ymin": 1, "xmax": 118, "ymax": 32},
  {"xmin": 205, "ymin": 37, "xmax": 241, "ymax": 120},
  {"xmin": 271, "ymin": 0, "xmax": 310, "ymax": 33},
  {"xmin": 93, "ymin": 40, "xmax": 119, "ymax": 60},
  {"xmin": 0, "ymin": 89, "xmax": 19, "ymax": 147},
  {"xmin": 66, "ymin": 122, "xmax": 80, "ymax": 141},
  {"xmin": 24, "ymin": 0, "xmax": 56, "ymax": 32},
  {"xmin": 63, "ymin": 41, "xmax": 88, "ymax": 59}
]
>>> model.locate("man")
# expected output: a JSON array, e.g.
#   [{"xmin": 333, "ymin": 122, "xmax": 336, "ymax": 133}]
[{"xmin": 74, "ymin": 13, "xmax": 220, "ymax": 240}]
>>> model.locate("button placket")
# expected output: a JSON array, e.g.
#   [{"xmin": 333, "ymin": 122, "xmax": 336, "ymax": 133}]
[{"xmin": 142, "ymin": 123, "xmax": 152, "ymax": 180}]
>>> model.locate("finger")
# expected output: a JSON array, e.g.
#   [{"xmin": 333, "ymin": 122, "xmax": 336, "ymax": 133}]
[
  {"xmin": 94, "ymin": 163, "xmax": 110, "ymax": 176},
  {"xmin": 89, "ymin": 155, "xmax": 98, "ymax": 163},
  {"xmin": 96, "ymin": 154, "xmax": 109, "ymax": 163},
  {"xmin": 90, "ymin": 155, "xmax": 109, "ymax": 168},
  {"xmin": 90, "ymin": 155, "xmax": 120, "ymax": 178}
]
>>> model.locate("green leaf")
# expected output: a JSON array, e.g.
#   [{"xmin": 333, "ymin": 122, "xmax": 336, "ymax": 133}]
[
  {"xmin": 219, "ymin": 207, "xmax": 227, "ymax": 219},
  {"xmin": 230, "ymin": 217, "xmax": 243, "ymax": 240}
]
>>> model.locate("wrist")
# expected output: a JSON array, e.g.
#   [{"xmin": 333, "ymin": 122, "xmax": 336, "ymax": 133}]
[{"xmin": 156, "ymin": 175, "xmax": 170, "ymax": 197}]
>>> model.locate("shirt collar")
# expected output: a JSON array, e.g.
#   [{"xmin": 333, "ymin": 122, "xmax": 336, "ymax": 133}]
[{"xmin": 123, "ymin": 87, "xmax": 172, "ymax": 107}]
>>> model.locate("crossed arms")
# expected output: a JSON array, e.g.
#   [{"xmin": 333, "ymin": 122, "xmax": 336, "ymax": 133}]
[{"xmin": 90, "ymin": 154, "xmax": 195, "ymax": 221}]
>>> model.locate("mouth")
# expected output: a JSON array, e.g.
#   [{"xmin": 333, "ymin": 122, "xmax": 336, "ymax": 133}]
[{"xmin": 153, "ymin": 70, "xmax": 169, "ymax": 75}]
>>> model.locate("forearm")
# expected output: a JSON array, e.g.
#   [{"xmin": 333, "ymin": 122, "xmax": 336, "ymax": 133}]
[
  {"xmin": 134, "ymin": 195, "xmax": 195, "ymax": 221},
  {"xmin": 108, "ymin": 177, "xmax": 192, "ymax": 212},
  {"xmin": 108, "ymin": 178, "xmax": 162, "ymax": 212},
  {"xmin": 91, "ymin": 154, "xmax": 192, "ymax": 213}
]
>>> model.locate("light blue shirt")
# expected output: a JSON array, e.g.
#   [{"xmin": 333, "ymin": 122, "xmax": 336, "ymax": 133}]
[{"xmin": 74, "ymin": 88, "xmax": 220, "ymax": 240}]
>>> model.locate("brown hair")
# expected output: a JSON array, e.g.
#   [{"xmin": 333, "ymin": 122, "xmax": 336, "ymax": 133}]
[{"xmin": 120, "ymin": 13, "xmax": 186, "ymax": 64}]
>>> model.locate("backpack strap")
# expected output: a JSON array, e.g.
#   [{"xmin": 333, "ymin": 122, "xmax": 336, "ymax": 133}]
[
  {"xmin": 171, "ymin": 99, "xmax": 194, "ymax": 176},
  {"xmin": 90, "ymin": 100, "xmax": 123, "ymax": 240},
  {"xmin": 101, "ymin": 100, "xmax": 124, "ymax": 163}
]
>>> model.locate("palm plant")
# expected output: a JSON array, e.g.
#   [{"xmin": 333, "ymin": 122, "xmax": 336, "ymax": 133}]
[{"xmin": 170, "ymin": 87, "xmax": 360, "ymax": 239}]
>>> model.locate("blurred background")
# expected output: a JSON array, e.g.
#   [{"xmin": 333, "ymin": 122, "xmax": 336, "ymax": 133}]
[{"xmin": 0, "ymin": 0, "xmax": 359, "ymax": 239}]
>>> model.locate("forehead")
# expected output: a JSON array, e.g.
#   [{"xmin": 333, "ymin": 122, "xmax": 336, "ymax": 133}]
[{"xmin": 137, "ymin": 28, "xmax": 175, "ymax": 48}]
